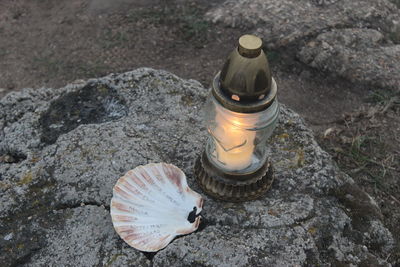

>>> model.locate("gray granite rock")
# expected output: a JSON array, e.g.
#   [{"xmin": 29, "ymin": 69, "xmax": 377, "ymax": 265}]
[
  {"xmin": 206, "ymin": 0, "xmax": 399, "ymax": 49},
  {"xmin": 206, "ymin": 0, "xmax": 400, "ymax": 90},
  {"xmin": 298, "ymin": 28, "xmax": 400, "ymax": 90},
  {"xmin": 0, "ymin": 68, "xmax": 395, "ymax": 266},
  {"xmin": 27, "ymin": 206, "xmax": 150, "ymax": 267}
]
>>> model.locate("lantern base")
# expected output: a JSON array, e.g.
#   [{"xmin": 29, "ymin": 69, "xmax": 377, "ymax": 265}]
[{"xmin": 194, "ymin": 151, "xmax": 274, "ymax": 202}]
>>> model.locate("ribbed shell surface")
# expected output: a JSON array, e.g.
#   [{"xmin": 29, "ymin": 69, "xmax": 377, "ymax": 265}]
[{"xmin": 110, "ymin": 163, "xmax": 203, "ymax": 252}]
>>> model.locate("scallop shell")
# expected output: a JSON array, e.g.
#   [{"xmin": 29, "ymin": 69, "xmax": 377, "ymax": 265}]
[{"xmin": 110, "ymin": 163, "xmax": 203, "ymax": 252}]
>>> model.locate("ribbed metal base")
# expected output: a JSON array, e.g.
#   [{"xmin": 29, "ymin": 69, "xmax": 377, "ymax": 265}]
[{"xmin": 194, "ymin": 151, "xmax": 274, "ymax": 202}]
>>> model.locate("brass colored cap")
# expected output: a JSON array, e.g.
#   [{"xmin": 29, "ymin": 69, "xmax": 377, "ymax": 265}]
[
  {"xmin": 238, "ymin": 35, "xmax": 262, "ymax": 58},
  {"xmin": 213, "ymin": 34, "xmax": 276, "ymax": 113}
]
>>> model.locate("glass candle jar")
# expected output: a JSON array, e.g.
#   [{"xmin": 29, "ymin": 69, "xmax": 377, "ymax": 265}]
[
  {"xmin": 204, "ymin": 78, "xmax": 279, "ymax": 174},
  {"xmin": 194, "ymin": 34, "xmax": 279, "ymax": 201}
]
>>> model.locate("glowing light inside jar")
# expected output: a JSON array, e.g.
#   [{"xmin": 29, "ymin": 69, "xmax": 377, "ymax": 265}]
[{"xmin": 210, "ymin": 103, "xmax": 259, "ymax": 171}]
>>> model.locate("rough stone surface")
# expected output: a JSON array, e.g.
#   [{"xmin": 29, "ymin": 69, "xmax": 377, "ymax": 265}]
[
  {"xmin": 206, "ymin": 0, "xmax": 399, "ymax": 48},
  {"xmin": 298, "ymin": 29, "xmax": 400, "ymax": 90},
  {"xmin": 0, "ymin": 68, "xmax": 395, "ymax": 266},
  {"xmin": 206, "ymin": 0, "xmax": 400, "ymax": 90}
]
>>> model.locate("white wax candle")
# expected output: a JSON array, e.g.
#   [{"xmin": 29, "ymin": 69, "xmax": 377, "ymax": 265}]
[{"xmin": 212, "ymin": 106, "xmax": 257, "ymax": 171}]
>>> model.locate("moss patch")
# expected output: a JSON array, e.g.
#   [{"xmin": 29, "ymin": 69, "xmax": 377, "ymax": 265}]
[{"xmin": 17, "ymin": 172, "xmax": 33, "ymax": 186}]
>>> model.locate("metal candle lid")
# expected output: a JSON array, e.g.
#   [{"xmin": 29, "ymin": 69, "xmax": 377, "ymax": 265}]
[{"xmin": 212, "ymin": 34, "xmax": 277, "ymax": 113}]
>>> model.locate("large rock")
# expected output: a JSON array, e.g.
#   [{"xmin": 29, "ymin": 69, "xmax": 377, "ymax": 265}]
[
  {"xmin": 0, "ymin": 68, "xmax": 395, "ymax": 266},
  {"xmin": 206, "ymin": 0, "xmax": 399, "ymax": 48},
  {"xmin": 298, "ymin": 28, "xmax": 400, "ymax": 90},
  {"xmin": 206, "ymin": 0, "xmax": 400, "ymax": 90}
]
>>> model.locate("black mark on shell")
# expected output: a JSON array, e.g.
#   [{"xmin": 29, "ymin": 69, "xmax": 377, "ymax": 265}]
[{"xmin": 187, "ymin": 207, "xmax": 197, "ymax": 223}]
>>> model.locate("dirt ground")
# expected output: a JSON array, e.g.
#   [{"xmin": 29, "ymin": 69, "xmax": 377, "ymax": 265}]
[{"xmin": 0, "ymin": 0, "xmax": 399, "ymax": 264}]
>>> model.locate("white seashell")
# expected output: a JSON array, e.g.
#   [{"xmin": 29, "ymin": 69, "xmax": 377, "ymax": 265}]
[{"xmin": 110, "ymin": 163, "xmax": 203, "ymax": 252}]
